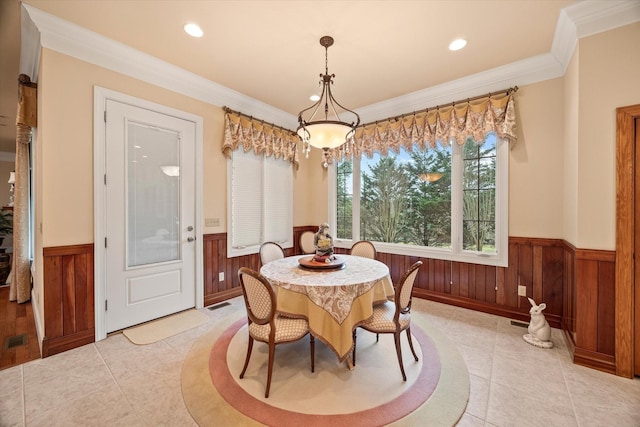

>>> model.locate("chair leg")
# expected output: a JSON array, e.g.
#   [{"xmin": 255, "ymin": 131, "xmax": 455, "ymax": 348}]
[
  {"xmin": 310, "ymin": 334, "xmax": 315, "ymax": 373},
  {"xmin": 405, "ymin": 327, "xmax": 419, "ymax": 361},
  {"xmin": 394, "ymin": 332, "xmax": 407, "ymax": 381},
  {"xmin": 265, "ymin": 342, "xmax": 276, "ymax": 398},
  {"xmin": 352, "ymin": 329, "xmax": 357, "ymax": 366},
  {"xmin": 239, "ymin": 336, "xmax": 254, "ymax": 379},
  {"xmin": 376, "ymin": 333, "xmax": 379, "ymax": 342}
]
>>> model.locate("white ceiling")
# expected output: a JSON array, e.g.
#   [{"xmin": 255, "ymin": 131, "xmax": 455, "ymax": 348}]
[{"xmin": 0, "ymin": 1, "xmax": 637, "ymax": 154}]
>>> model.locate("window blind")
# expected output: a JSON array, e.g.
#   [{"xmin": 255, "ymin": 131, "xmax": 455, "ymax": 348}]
[{"xmin": 231, "ymin": 150, "xmax": 262, "ymax": 248}]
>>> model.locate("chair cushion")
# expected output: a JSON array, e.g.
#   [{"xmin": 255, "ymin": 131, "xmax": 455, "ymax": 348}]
[
  {"xmin": 361, "ymin": 301, "xmax": 411, "ymax": 332},
  {"xmin": 249, "ymin": 316, "xmax": 309, "ymax": 343}
]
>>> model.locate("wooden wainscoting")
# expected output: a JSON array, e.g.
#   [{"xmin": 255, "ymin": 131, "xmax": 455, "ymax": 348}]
[
  {"xmin": 563, "ymin": 241, "xmax": 616, "ymax": 374},
  {"xmin": 38, "ymin": 233, "xmax": 617, "ymax": 375},
  {"xmin": 203, "ymin": 233, "xmax": 252, "ymax": 307},
  {"xmin": 203, "ymin": 228, "xmax": 312, "ymax": 307},
  {"xmin": 42, "ymin": 244, "xmax": 95, "ymax": 357},
  {"xmin": 375, "ymin": 237, "xmax": 565, "ymax": 328},
  {"xmin": 204, "ymin": 233, "xmax": 565, "ymax": 327}
]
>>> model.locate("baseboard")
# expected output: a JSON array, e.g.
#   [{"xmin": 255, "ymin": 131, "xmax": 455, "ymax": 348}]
[
  {"xmin": 42, "ymin": 329, "xmax": 95, "ymax": 358},
  {"xmin": 561, "ymin": 318, "xmax": 576, "ymax": 355},
  {"xmin": 573, "ymin": 347, "xmax": 616, "ymax": 375},
  {"xmin": 204, "ymin": 287, "xmax": 242, "ymax": 308},
  {"xmin": 413, "ymin": 289, "xmax": 562, "ymax": 329}
]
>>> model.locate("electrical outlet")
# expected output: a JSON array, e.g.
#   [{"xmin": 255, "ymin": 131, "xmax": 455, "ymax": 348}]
[
  {"xmin": 219, "ymin": 272, "xmax": 225, "ymax": 282},
  {"xmin": 205, "ymin": 218, "xmax": 220, "ymax": 227},
  {"xmin": 518, "ymin": 285, "xmax": 527, "ymax": 297}
]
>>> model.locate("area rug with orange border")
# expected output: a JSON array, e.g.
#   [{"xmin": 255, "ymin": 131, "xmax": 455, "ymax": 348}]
[{"xmin": 181, "ymin": 309, "xmax": 469, "ymax": 426}]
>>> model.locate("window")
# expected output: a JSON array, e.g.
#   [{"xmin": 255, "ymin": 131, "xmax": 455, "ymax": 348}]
[
  {"xmin": 227, "ymin": 150, "xmax": 293, "ymax": 257},
  {"xmin": 330, "ymin": 134, "xmax": 508, "ymax": 266}
]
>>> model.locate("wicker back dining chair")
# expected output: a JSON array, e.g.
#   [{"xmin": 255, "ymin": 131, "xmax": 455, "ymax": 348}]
[
  {"xmin": 352, "ymin": 260, "xmax": 423, "ymax": 381},
  {"xmin": 237, "ymin": 267, "xmax": 315, "ymax": 398},
  {"xmin": 349, "ymin": 240, "xmax": 377, "ymax": 259},
  {"xmin": 299, "ymin": 230, "xmax": 315, "ymax": 254},
  {"xmin": 259, "ymin": 241, "xmax": 285, "ymax": 266}
]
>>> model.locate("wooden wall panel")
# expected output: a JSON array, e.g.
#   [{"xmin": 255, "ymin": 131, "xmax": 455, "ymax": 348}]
[
  {"xmin": 567, "ymin": 245, "xmax": 616, "ymax": 374},
  {"xmin": 450, "ymin": 262, "xmax": 460, "ymax": 296},
  {"xmin": 542, "ymin": 246, "xmax": 564, "ymax": 316},
  {"xmin": 562, "ymin": 244, "xmax": 576, "ymax": 346},
  {"xmin": 408, "ymin": 237, "xmax": 566, "ymax": 326},
  {"xmin": 518, "ymin": 243, "xmax": 533, "ymax": 309},
  {"xmin": 459, "ymin": 263, "xmax": 469, "ymax": 299},
  {"xmin": 597, "ymin": 261, "xmax": 615, "ymax": 356},
  {"xmin": 42, "ymin": 244, "xmax": 95, "ymax": 357},
  {"xmin": 485, "ymin": 266, "xmax": 496, "ymax": 304},
  {"xmin": 505, "ymin": 240, "xmax": 519, "ymax": 308},
  {"xmin": 38, "ymin": 231, "xmax": 618, "ymax": 377},
  {"xmin": 495, "ymin": 267, "xmax": 506, "ymax": 305},
  {"xmin": 576, "ymin": 259, "xmax": 599, "ymax": 351}
]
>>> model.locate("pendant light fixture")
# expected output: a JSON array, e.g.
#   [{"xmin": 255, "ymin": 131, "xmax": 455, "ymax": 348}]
[{"xmin": 297, "ymin": 36, "xmax": 360, "ymax": 167}]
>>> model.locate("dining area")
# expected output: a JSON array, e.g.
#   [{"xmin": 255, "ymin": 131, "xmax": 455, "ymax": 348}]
[{"xmin": 236, "ymin": 224, "xmax": 423, "ymax": 398}]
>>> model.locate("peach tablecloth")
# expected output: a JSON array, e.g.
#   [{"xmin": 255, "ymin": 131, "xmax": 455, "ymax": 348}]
[{"xmin": 260, "ymin": 255, "xmax": 393, "ymax": 361}]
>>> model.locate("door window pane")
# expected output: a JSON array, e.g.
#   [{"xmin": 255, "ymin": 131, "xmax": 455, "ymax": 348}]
[{"xmin": 127, "ymin": 123, "xmax": 180, "ymax": 267}]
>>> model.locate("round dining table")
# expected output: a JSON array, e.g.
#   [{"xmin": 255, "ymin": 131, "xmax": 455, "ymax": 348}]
[{"xmin": 260, "ymin": 254, "xmax": 394, "ymax": 366}]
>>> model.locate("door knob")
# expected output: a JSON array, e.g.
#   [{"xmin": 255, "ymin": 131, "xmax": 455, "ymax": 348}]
[
  {"xmin": 187, "ymin": 226, "xmax": 194, "ymax": 231},
  {"xmin": 187, "ymin": 236, "xmax": 196, "ymax": 242}
]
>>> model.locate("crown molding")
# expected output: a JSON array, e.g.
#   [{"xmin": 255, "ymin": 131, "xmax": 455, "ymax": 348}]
[
  {"xmin": 565, "ymin": 0, "xmax": 640, "ymax": 39},
  {"xmin": 550, "ymin": 8, "xmax": 578, "ymax": 74},
  {"xmin": 21, "ymin": 3, "xmax": 297, "ymax": 129},
  {"xmin": 356, "ymin": 52, "xmax": 564, "ymax": 123},
  {"xmin": 22, "ymin": 1, "xmax": 640, "ymax": 130}
]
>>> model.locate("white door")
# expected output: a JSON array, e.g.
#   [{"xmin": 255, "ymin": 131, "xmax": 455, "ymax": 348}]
[{"xmin": 105, "ymin": 100, "xmax": 196, "ymax": 333}]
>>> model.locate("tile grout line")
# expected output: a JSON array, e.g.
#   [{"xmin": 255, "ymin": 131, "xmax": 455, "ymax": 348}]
[
  {"xmin": 20, "ymin": 364, "xmax": 26, "ymax": 427},
  {"xmin": 557, "ymin": 341, "xmax": 581, "ymax": 427},
  {"xmin": 481, "ymin": 316, "xmax": 501, "ymax": 425},
  {"xmin": 93, "ymin": 342, "xmax": 138, "ymax": 422}
]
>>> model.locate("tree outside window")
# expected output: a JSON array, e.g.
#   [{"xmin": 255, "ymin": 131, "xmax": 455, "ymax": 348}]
[{"xmin": 334, "ymin": 133, "xmax": 504, "ymax": 265}]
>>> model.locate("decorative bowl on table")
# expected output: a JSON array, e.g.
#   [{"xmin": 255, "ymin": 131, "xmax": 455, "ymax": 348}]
[{"xmin": 298, "ymin": 255, "xmax": 345, "ymax": 270}]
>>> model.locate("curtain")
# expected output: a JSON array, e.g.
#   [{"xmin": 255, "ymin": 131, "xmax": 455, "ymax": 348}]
[
  {"xmin": 9, "ymin": 75, "xmax": 36, "ymax": 303},
  {"xmin": 221, "ymin": 111, "xmax": 299, "ymax": 168},
  {"xmin": 325, "ymin": 92, "xmax": 518, "ymax": 164}
]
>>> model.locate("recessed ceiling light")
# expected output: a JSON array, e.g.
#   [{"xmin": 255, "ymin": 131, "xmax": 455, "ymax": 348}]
[
  {"xmin": 184, "ymin": 23, "xmax": 203, "ymax": 38},
  {"xmin": 449, "ymin": 38, "xmax": 467, "ymax": 51},
  {"xmin": 309, "ymin": 94, "xmax": 320, "ymax": 102}
]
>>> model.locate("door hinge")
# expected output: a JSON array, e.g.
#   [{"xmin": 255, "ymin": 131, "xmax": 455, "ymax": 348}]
[
  {"xmin": 104, "ymin": 237, "xmax": 107, "ymax": 248},
  {"xmin": 105, "ymin": 300, "xmax": 108, "ymax": 311},
  {"xmin": 104, "ymin": 110, "xmax": 107, "ymax": 122},
  {"xmin": 104, "ymin": 174, "xmax": 107, "ymax": 185}
]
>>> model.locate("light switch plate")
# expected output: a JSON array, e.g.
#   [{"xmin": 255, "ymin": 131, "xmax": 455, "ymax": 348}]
[
  {"xmin": 205, "ymin": 218, "xmax": 220, "ymax": 227},
  {"xmin": 219, "ymin": 272, "xmax": 225, "ymax": 282},
  {"xmin": 518, "ymin": 285, "xmax": 527, "ymax": 297}
]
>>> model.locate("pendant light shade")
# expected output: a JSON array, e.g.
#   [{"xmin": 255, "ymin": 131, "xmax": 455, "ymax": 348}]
[
  {"xmin": 296, "ymin": 122, "xmax": 354, "ymax": 150},
  {"xmin": 297, "ymin": 36, "xmax": 360, "ymax": 166}
]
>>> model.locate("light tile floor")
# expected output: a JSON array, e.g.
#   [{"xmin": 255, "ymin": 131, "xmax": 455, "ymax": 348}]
[{"xmin": 1, "ymin": 297, "xmax": 639, "ymax": 426}]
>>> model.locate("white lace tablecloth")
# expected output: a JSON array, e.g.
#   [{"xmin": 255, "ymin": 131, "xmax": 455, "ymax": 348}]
[
  {"xmin": 260, "ymin": 255, "xmax": 390, "ymax": 324},
  {"xmin": 260, "ymin": 254, "xmax": 393, "ymax": 361}
]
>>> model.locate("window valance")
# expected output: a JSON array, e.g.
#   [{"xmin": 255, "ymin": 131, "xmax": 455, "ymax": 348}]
[
  {"xmin": 222, "ymin": 109, "xmax": 299, "ymax": 169},
  {"xmin": 326, "ymin": 90, "xmax": 518, "ymax": 164}
]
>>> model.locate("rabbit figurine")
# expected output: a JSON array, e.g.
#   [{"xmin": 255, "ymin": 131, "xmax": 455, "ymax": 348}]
[{"xmin": 523, "ymin": 297, "xmax": 554, "ymax": 348}]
